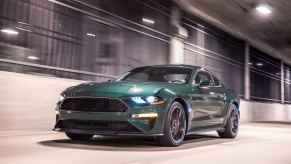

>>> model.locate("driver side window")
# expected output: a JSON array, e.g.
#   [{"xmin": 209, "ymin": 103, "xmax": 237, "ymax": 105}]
[{"xmin": 194, "ymin": 71, "xmax": 214, "ymax": 86}]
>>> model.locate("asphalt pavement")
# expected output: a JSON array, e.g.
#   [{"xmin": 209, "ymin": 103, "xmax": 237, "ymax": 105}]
[{"xmin": 0, "ymin": 123, "xmax": 291, "ymax": 164}]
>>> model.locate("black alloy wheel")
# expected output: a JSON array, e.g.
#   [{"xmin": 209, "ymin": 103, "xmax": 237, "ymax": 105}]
[
  {"xmin": 156, "ymin": 102, "xmax": 186, "ymax": 146},
  {"xmin": 218, "ymin": 104, "xmax": 239, "ymax": 138}
]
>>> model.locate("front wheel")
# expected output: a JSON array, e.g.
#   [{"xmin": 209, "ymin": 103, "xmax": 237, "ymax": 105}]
[
  {"xmin": 218, "ymin": 104, "xmax": 239, "ymax": 138},
  {"xmin": 65, "ymin": 132, "xmax": 94, "ymax": 141},
  {"xmin": 156, "ymin": 102, "xmax": 186, "ymax": 147}
]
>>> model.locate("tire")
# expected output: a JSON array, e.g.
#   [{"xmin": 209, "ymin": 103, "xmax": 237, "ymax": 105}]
[
  {"xmin": 218, "ymin": 104, "xmax": 239, "ymax": 138},
  {"xmin": 65, "ymin": 132, "xmax": 94, "ymax": 141},
  {"xmin": 156, "ymin": 102, "xmax": 186, "ymax": 147}
]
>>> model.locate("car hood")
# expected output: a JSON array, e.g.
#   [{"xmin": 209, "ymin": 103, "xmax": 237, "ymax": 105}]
[{"xmin": 63, "ymin": 81, "xmax": 186, "ymax": 98}]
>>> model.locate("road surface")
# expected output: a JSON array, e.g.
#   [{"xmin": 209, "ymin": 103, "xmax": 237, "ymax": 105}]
[{"xmin": 0, "ymin": 123, "xmax": 291, "ymax": 164}]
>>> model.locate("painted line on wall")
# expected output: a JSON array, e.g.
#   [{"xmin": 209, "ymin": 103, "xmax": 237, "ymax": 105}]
[
  {"xmin": 250, "ymin": 67, "xmax": 281, "ymax": 81},
  {"xmin": 0, "ymin": 58, "xmax": 117, "ymax": 78},
  {"xmin": 251, "ymin": 54, "xmax": 281, "ymax": 69},
  {"xmin": 184, "ymin": 47, "xmax": 244, "ymax": 69},
  {"xmin": 71, "ymin": 0, "xmax": 171, "ymax": 37},
  {"xmin": 250, "ymin": 68, "xmax": 281, "ymax": 82},
  {"xmin": 184, "ymin": 41, "xmax": 244, "ymax": 66},
  {"xmin": 182, "ymin": 18, "xmax": 244, "ymax": 51},
  {"xmin": 48, "ymin": 0, "xmax": 170, "ymax": 43},
  {"xmin": 250, "ymin": 50, "xmax": 282, "ymax": 68}
]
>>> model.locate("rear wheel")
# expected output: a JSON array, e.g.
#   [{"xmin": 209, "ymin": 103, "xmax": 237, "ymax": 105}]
[
  {"xmin": 65, "ymin": 132, "xmax": 94, "ymax": 141},
  {"xmin": 156, "ymin": 102, "xmax": 186, "ymax": 147},
  {"xmin": 218, "ymin": 104, "xmax": 239, "ymax": 138}
]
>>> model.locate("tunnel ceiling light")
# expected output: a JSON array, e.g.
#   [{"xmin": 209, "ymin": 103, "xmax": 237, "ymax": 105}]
[
  {"xmin": 86, "ymin": 33, "xmax": 95, "ymax": 37},
  {"xmin": 248, "ymin": 62, "xmax": 253, "ymax": 65},
  {"xmin": 1, "ymin": 28, "xmax": 19, "ymax": 35},
  {"xmin": 256, "ymin": 5, "xmax": 272, "ymax": 15},
  {"xmin": 142, "ymin": 18, "xmax": 154, "ymax": 24},
  {"xmin": 27, "ymin": 56, "xmax": 39, "ymax": 60},
  {"xmin": 256, "ymin": 62, "xmax": 264, "ymax": 66}
]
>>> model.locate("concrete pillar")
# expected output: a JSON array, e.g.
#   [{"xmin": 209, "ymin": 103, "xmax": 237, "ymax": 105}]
[
  {"xmin": 169, "ymin": 7, "xmax": 188, "ymax": 64},
  {"xmin": 244, "ymin": 43, "xmax": 250, "ymax": 100},
  {"xmin": 281, "ymin": 61, "xmax": 285, "ymax": 104},
  {"xmin": 170, "ymin": 38, "xmax": 184, "ymax": 64},
  {"xmin": 197, "ymin": 26, "xmax": 205, "ymax": 67}
]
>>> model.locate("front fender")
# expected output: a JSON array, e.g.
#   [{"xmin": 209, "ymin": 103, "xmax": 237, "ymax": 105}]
[{"xmin": 155, "ymin": 88, "xmax": 192, "ymax": 133}]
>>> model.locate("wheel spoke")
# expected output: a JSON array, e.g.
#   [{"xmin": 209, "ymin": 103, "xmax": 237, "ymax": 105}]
[{"xmin": 170, "ymin": 106, "xmax": 185, "ymax": 143}]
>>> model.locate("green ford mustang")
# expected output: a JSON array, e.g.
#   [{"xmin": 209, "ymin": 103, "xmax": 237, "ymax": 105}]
[{"xmin": 54, "ymin": 65, "xmax": 240, "ymax": 146}]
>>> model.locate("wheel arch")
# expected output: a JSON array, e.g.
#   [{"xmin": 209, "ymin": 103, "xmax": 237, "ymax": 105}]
[
  {"xmin": 233, "ymin": 101, "xmax": 239, "ymax": 111},
  {"xmin": 232, "ymin": 98, "xmax": 240, "ymax": 116}
]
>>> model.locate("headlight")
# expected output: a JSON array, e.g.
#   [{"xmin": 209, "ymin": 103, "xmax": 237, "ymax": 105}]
[
  {"xmin": 130, "ymin": 96, "xmax": 165, "ymax": 105},
  {"xmin": 131, "ymin": 97, "xmax": 147, "ymax": 104}
]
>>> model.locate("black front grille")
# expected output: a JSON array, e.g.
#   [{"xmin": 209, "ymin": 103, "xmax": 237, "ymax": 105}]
[
  {"xmin": 57, "ymin": 120, "xmax": 140, "ymax": 133},
  {"xmin": 61, "ymin": 98, "xmax": 128, "ymax": 112}
]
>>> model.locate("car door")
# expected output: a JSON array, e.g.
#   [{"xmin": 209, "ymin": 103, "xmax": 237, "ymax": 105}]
[
  {"xmin": 209, "ymin": 74, "xmax": 226, "ymax": 123},
  {"xmin": 189, "ymin": 70, "xmax": 222, "ymax": 130}
]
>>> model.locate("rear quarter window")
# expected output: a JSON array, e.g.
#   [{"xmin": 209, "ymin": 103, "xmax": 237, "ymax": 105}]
[{"xmin": 212, "ymin": 75, "xmax": 221, "ymax": 86}]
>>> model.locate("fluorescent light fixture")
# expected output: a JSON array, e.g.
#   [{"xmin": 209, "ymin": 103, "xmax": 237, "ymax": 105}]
[
  {"xmin": 27, "ymin": 56, "xmax": 39, "ymax": 60},
  {"xmin": 256, "ymin": 5, "xmax": 271, "ymax": 15},
  {"xmin": 86, "ymin": 33, "xmax": 95, "ymax": 37},
  {"xmin": 142, "ymin": 18, "xmax": 154, "ymax": 24},
  {"xmin": 256, "ymin": 62, "xmax": 263, "ymax": 66},
  {"xmin": 248, "ymin": 62, "xmax": 253, "ymax": 65},
  {"xmin": 1, "ymin": 28, "xmax": 19, "ymax": 35},
  {"xmin": 132, "ymin": 113, "xmax": 158, "ymax": 118}
]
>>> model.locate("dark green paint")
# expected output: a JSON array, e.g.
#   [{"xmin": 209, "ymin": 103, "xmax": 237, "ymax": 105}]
[{"xmin": 54, "ymin": 65, "xmax": 240, "ymax": 136}]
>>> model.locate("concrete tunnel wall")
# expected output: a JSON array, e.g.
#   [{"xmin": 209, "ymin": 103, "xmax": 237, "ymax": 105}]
[{"xmin": 0, "ymin": 71, "xmax": 290, "ymax": 131}]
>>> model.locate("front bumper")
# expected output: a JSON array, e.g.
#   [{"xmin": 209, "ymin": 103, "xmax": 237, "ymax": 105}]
[{"xmin": 53, "ymin": 102, "xmax": 169, "ymax": 136}]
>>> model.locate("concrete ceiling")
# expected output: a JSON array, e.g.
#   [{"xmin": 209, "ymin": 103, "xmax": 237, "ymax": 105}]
[{"xmin": 176, "ymin": 0, "xmax": 291, "ymax": 65}]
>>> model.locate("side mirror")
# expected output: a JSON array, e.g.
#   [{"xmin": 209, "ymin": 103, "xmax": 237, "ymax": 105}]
[{"xmin": 199, "ymin": 79, "xmax": 211, "ymax": 87}]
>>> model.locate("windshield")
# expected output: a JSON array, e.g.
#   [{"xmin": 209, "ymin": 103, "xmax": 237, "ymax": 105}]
[{"xmin": 116, "ymin": 66, "xmax": 193, "ymax": 84}]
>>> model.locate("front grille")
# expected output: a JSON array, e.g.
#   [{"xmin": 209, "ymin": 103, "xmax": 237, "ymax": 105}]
[
  {"xmin": 61, "ymin": 98, "xmax": 128, "ymax": 112},
  {"xmin": 56, "ymin": 120, "xmax": 140, "ymax": 133}
]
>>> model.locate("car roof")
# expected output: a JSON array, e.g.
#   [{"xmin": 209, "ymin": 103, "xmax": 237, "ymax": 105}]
[{"xmin": 137, "ymin": 64, "xmax": 202, "ymax": 70}]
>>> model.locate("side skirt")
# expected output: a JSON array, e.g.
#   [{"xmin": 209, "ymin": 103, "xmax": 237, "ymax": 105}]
[{"xmin": 186, "ymin": 125, "xmax": 225, "ymax": 135}]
